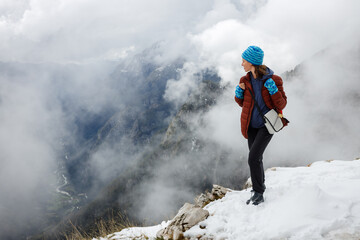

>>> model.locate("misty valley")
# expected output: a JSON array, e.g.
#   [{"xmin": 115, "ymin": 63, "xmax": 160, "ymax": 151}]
[
  {"xmin": 1, "ymin": 26, "xmax": 360, "ymax": 240},
  {"xmin": 0, "ymin": 46, "xmax": 243, "ymax": 239}
]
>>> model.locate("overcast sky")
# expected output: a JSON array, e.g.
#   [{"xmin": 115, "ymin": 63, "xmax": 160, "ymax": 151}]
[{"xmin": 0, "ymin": 0, "xmax": 358, "ymax": 66}]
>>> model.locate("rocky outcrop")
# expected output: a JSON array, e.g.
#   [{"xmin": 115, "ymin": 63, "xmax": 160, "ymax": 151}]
[
  {"xmin": 194, "ymin": 185, "xmax": 231, "ymax": 208},
  {"xmin": 156, "ymin": 185, "xmax": 230, "ymax": 240},
  {"xmin": 161, "ymin": 80, "xmax": 223, "ymax": 149},
  {"xmin": 156, "ymin": 203, "xmax": 209, "ymax": 240}
]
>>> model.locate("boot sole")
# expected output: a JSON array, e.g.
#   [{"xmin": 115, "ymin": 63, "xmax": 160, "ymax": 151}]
[{"xmin": 252, "ymin": 198, "xmax": 264, "ymax": 205}]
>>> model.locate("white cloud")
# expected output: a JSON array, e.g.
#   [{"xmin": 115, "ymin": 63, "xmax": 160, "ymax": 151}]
[
  {"xmin": 189, "ymin": 0, "xmax": 360, "ymax": 79},
  {"xmin": 248, "ymin": 0, "xmax": 360, "ymax": 64},
  {"xmin": 164, "ymin": 62, "xmax": 200, "ymax": 107},
  {"xmin": 0, "ymin": 73, "xmax": 64, "ymax": 231},
  {"xmin": 178, "ymin": 0, "xmax": 360, "ymax": 169},
  {"xmin": 0, "ymin": 0, "xmax": 214, "ymax": 62}
]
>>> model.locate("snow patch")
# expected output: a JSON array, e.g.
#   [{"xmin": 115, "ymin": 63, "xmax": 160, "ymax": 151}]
[{"xmin": 96, "ymin": 159, "xmax": 360, "ymax": 240}]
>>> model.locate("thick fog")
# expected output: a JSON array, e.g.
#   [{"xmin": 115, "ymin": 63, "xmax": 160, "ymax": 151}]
[
  {"xmin": 142, "ymin": 0, "xmax": 360, "ymax": 221},
  {"xmin": 0, "ymin": 0, "xmax": 213, "ymax": 63},
  {"xmin": 0, "ymin": 0, "xmax": 359, "ymax": 236}
]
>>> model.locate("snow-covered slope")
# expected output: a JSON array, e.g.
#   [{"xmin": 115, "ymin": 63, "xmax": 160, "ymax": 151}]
[{"xmin": 95, "ymin": 159, "xmax": 360, "ymax": 240}]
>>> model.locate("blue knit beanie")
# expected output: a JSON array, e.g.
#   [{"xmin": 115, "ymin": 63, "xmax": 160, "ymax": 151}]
[{"xmin": 242, "ymin": 46, "xmax": 264, "ymax": 66}]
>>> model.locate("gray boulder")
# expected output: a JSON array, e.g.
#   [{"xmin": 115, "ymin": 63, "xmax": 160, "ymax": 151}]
[
  {"xmin": 195, "ymin": 184, "xmax": 231, "ymax": 208},
  {"xmin": 156, "ymin": 203, "xmax": 209, "ymax": 240},
  {"xmin": 156, "ymin": 185, "xmax": 231, "ymax": 240}
]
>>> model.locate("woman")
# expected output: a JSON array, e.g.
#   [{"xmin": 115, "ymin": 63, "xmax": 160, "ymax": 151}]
[{"xmin": 234, "ymin": 46, "xmax": 287, "ymax": 205}]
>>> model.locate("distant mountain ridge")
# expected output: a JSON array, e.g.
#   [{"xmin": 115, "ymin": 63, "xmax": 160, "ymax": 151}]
[
  {"xmin": 21, "ymin": 38, "xmax": 360, "ymax": 239},
  {"xmin": 48, "ymin": 78, "xmax": 232, "ymax": 239},
  {"xmin": 27, "ymin": 44, "xmax": 225, "ymax": 239}
]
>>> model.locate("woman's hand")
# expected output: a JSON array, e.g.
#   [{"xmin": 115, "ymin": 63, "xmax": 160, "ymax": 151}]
[
  {"xmin": 235, "ymin": 85, "xmax": 244, "ymax": 99},
  {"xmin": 239, "ymin": 83, "xmax": 245, "ymax": 90},
  {"xmin": 264, "ymin": 78, "xmax": 278, "ymax": 95}
]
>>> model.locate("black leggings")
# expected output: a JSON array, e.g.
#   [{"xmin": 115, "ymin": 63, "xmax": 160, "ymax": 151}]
[{"xmin": 247, "ymin": 126, "xmax": 273, "ymax": 194}]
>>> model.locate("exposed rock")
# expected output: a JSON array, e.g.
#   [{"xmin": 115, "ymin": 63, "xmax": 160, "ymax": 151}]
[
  {"xmin": 195, "ymin": 185, "xmax": 231, "ymax": 208},
  {"xmin": 156, "ymin": 203, "xmax": 209, "ymax": 240},
  {"xmin": 242, "ymin": 178, "xmax": 252, "ymax": 190},
  {"xmin": 161, "ymin": 80, "xmax": 223, "ymax": 149},
  {"xmin": 156, "ymin": 185, "xmax": 231, "ymax": 239}
]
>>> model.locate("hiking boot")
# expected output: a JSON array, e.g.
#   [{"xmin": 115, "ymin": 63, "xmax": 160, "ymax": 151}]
[
  {"xmin": 252, "ymin": 193, "xmax": 264, "ymax": 205},
  {"xmin": 246, "ymin": 190, "xmax": 256, "ymax": 204},
  {"xmin": 246, "ymin": 190, "xmax": 264, "ymax": 205}
]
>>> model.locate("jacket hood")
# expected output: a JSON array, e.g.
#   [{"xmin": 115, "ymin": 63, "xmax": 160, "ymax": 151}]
[
  {"xmin": 260, "ymin": 67, "xmax": 274, "ymax": 81},
  {"xmin": 245, "ymin": 67, "xmax": 274, "ymax": 82}
]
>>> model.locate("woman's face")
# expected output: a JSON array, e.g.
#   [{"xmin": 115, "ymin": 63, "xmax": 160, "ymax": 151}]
[{"xmin": 242, "ymin": 59, "xmax": 253, "ymax": 72}]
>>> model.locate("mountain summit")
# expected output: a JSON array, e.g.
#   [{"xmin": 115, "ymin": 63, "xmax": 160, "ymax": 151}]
[{"xmin": 94, "ymin": 159, "xmax": 360, "ymax": 240}]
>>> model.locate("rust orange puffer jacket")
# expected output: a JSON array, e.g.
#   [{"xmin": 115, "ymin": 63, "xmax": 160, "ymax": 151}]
[{"xmin": 235, "ymin": 72, "xmax": 287, "ymax": 139}]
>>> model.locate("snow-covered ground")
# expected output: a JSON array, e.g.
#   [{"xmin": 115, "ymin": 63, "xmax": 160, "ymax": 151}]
[{"xmin": 95, "ymin": 159, "xmax": 360, "ymax": 240}]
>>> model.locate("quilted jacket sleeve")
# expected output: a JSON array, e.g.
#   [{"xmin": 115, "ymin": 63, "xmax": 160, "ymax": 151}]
[
  {"xmin": 234, "ymin": 77, "xmax": 245, "ymax": 107},
  {"xmin": 270, "ymin": 75, "xmax": 287, "ymax": 111}
]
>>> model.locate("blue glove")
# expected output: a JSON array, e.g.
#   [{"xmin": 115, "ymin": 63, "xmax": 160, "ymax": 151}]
[
  {"xmin": 235, "ymin": 85, "xmax": 244, "ymax": 99},
  {"xmin": 264, "ymin": 78, "xmax": 278, "ymax": 95}
]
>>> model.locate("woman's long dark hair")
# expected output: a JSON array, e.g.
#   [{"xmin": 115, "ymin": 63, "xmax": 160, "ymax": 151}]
[{"xmin": 254, "ymin": 65, "xmax": 268, "ymax": 79}]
